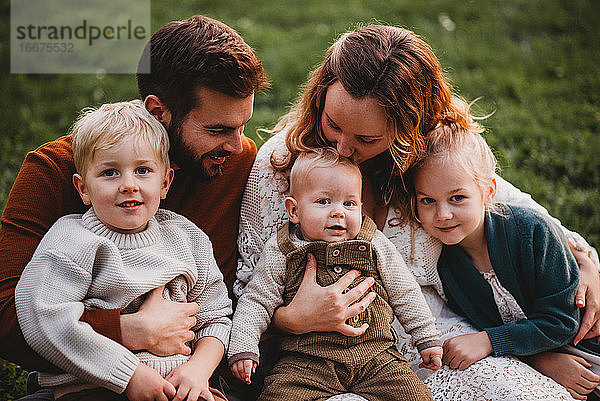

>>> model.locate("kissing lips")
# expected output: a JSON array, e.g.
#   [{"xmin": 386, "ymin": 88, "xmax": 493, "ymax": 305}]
[{"xmin": 437, "ymin": 225, "xmax": 458, "ymax": 233}]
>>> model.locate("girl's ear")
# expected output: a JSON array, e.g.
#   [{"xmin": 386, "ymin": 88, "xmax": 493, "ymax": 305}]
[
  {"xmin": 160, "ymin": 168, "xmax": 175, "ymax": 199},
  {"xmin": 284, "ymin": 196, "xmax": 301, "ymax": 224},
  {"xmin": 72, "ymin": 173, "xmax": 92, "ymax": 205},
  {"xmin": 487, "ymin": 177, "xmax": 497, "ymax": 202}
]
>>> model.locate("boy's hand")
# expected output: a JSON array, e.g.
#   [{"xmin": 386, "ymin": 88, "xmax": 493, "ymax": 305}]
[
  {"xmin": 442, "ymin": 332, "xmax": 493, "ymax": 370},
  {"xmin": 125, "ymin": 363, "xmax": 176, "ymax": 401},
  {"xmin": 166, "ymin": 360, "xmax": 214, "ymax": 401},
  {"xmin": 419, "ymin": 346, "xmax": 443, "ymax": 370},
  {"xmin": 231, "ymin": 359, "xmax": 257, "ymax": 384}
]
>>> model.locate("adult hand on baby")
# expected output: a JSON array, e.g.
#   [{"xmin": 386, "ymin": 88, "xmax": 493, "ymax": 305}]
[
  {"xmin": 442, "ymin": 332, "xmax": 492, "ymax": 370},
  {"xmin": 569, "ymin": 238, "xmax": 600, "ymax": 344},
  {"xmin": 121, "ymin": 285, "xmax": 199, "ymax": 355},
  {"xmin": 231, "ymin": 359, "xmax": 257, "ymax": 384},
  {"xmin": 272, "ymin": 253, "xmax": 376, "ymax": 336},
  {"xmin": 419, "ymin": 346, "xmax": 443, "ymax": 370}
]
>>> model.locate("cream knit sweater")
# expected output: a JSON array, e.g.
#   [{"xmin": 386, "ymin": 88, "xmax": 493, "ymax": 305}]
[{"xmin": 15, "ymin": 208, "xmax": 232, "ymax": 394}]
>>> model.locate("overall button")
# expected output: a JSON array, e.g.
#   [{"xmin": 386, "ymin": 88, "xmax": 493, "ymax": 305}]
[
  {"xmin": 291, "ymin": 254, "xmax": 301, "ymax": 260},
  {"xmin": 352, "ymin": 316, "xmax": 359, "ymax": 323},
  {"xmin": 333, "ymin": 265, "xmax": 343, "ymax": 274},
  {"xmin": 332, "ymin": 249, "xmax": 341, "ymax": 257},
  {"xmin": 358, "ymin": 244, "xmax": 367, "ymax": 251}
]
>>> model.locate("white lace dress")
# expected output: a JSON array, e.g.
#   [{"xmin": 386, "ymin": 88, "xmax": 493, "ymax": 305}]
[{"xmin": 236, "ymin": 132, "xmax": 579, "ymax": 401}]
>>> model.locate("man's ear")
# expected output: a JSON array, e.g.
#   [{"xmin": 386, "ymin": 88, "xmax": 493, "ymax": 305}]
[
  {"xmin": 144, "ymin": 95, "xmax": 172, "ymax": 128},
  {"xmin": 72, "ymin": 173, "xmax": 92, "ymax": 206},
  {"xmin": 160, "ymin": 168, "xmax": 175, "ymax": 200},
  {"xmin": 284, "ymin": 196, "xmax": 301, "ymax": 224}
]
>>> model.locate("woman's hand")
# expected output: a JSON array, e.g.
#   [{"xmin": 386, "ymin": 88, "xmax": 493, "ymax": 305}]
[
  {"xmin": 442, "ymin": 332, "xmax": 493, "ymax": 370},
  {"xmin": 272, "ymin": 253, "xmax": 376, "ymax": 336},
  {"xmin": 569, "ymin": 239, "xmax": 600, "ymax": 345},
  {"xmin": 121, "ymin": 286, "xmax": 199, "ymax": 355},
  {"xmin": 526, "ymin": 351, "xmax": 600, "ymax": 400}
]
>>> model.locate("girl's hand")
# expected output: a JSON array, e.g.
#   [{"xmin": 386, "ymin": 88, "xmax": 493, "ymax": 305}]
[
  {"xmin": 272, "ymin": 253, "xmax": 376, "ymax": 336},
  {"xmin": 419, "ymin": 346, "xmax": 443, "ymax": 370},
  {"xmin": 569, "ymin": 239, "xmax": 600, "ymax": 345},
  {"xmin": 231, "ymin": 359, "xmax": 257, "ymax": 384},
  {"xmin": 125, "ymin": 363, "xmax": 176, "ymax": 401},
  {"xmin": 526, "ymin": 351, "xmax": 600, "ymax": 400},
  {"xmin": 166, "ymin": 361, "xmax": 214, "ymax": 401},
  {"xmin": 442, "ymin": 332, "xmax": 493, "ymax": 370}
]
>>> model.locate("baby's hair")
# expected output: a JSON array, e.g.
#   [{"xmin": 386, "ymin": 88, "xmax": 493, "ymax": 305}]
[
  {"xmin": 409, "ymin": 123, "xmax": 499, "ymax": 220},
  {"xmin": 71, "ymin": 100, "xmax": 170, "ymax": 178},
  {"xmin": 289, "ymin": 148, "xmax": 362, "ymax": 197}
]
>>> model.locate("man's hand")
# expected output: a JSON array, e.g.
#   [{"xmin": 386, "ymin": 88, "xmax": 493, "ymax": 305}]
[
  {"xmin": 121, "ymin": 286, "xmax": 199, "ymax": 355},
  {"xmin": 125, "ymin": 363, "xmax": 176, "ymax": 401},
  {"xmin": 442, "ymin": 332, "xmax": 492, "ymax": 370},
  {"xmin": 569, "ymin": 239, "xmax": 600, "ymax": 345},
  {"xmin": 526, "ymin": 351, "xmax": 600, "ymax": 400},
  {"xmin": 272, "ymin": 253, "xmax": 376, "ymax": 336},
  {"xmin": 231, "ymin": 359, "xmax": 257, "ymax": 384},
  {"xmin": 419, "ymin": 346, "xmax": 443, "ymax": 370}
]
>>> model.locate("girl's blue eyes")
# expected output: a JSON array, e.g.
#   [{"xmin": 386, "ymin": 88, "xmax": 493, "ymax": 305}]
[
  {"xmin": 450, "ymin": 195, "xmax": 465, "ymax": 202},
  {"xmin": 102, "ymin": 169, "xmax": 117, "ymax": 177},
  {"xmin": 343, "ymin": 201, "xmax": 356, "ymax": 207},
  {"xmin": 419, "ymin": 195, "xmax": 466, "ymax": 204}
]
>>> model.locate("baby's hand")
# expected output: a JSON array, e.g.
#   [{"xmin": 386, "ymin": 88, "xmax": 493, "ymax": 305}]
[
  {"xmin": 231, "ymin": 359, "xmax": 257, "ymax": 384},
  {"xmin": 126, "ymin": 363, "xmax": 176, "ymax": 401},
  {"xmin": 419, "ymin": 346, "xmax": 443, "ymax": 371}
]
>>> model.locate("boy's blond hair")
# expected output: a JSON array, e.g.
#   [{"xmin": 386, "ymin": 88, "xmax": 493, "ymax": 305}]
[
  {"xmin": 71, "ymin": 100, "xmax": 170, "ymax": 178},
  {"xmin": 289, "ymin": 148, "xmax": 362, "ymax": 197},
  {"xmin": 408, "ymin": 123, "xmax": 499, "ymax": 221}
]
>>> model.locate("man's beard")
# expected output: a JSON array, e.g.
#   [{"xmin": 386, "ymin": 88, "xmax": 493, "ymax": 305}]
[{"xmin": 168, "ymin": 124, "xmax": 231, "ymax": 182}]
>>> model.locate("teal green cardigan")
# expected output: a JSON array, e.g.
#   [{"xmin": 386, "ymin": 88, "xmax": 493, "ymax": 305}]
[{"xmin": 437, "ymin": 204, "xmax": 579, "ymax": 356}]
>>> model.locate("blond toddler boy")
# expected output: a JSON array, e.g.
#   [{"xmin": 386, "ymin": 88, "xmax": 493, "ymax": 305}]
[{"xmin": 15, "ymin": 100, "xmax": 232, "ymax": 401}]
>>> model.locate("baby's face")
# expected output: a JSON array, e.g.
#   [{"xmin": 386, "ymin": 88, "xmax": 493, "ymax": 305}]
[
  {"xmin": 287, "ymin": 165, "xmax": 362, "ymax": 242},
  {"xmin": 74, "ymin": 136, "xmax": 172, "ymax": 234}
]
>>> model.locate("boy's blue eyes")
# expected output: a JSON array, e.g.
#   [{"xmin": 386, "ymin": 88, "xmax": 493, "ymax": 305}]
[
  {"xmin": 316, "ymin": 199, "xmax": 356, "ymax": 207},
  {"xmin": 100, "ymin": 167, "xmax": 151, "ymax": 177},
  {"xmin": 136, "ymin": 167, "xmax": 150, "ymax": 174}
]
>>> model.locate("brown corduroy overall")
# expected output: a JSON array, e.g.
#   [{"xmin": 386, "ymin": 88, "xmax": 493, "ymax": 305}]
[{"xmin": 258, "ymin": 217, "xmax": 432, "ymax": 401}]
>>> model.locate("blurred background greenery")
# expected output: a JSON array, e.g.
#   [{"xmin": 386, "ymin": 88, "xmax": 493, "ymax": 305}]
[{"xmin": 1, "ymin": 0, "xmax": 599, "ymax": 398}]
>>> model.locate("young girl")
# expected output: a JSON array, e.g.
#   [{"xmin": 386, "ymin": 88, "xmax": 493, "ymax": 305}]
[{"xmin": 409, "ymin": 123, "xmax": 599, "ymax": 390}]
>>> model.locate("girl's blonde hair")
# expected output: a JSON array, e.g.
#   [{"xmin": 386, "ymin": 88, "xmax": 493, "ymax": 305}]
[
  {"xmin": 270, "ymin": 24, "xmax": 479, "ymax": 223},
  {"xmin": 71, "ymin": 100, "xmax": 170, "ymax": 178}
]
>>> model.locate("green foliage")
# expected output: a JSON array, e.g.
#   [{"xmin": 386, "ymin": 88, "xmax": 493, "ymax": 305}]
[
  {"xmin": 1, "ymin": 0, "xmax": 599, "ymax": 398},
  {"xmin": 0, "ymin": 361, "xmax": 27, "ymax": 400}
]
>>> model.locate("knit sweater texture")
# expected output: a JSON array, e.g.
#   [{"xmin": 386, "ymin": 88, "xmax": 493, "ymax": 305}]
[
  {"xmin": 0, "ymin": 134, "xmax": 254, "ymax": 370},
  {"xmin": 437, "ymin": 204, "xmax": 580, "ymax": 356},
  {"xmin": 228, "ymin": 218, "xmax": 440, "ymax": 365},
  {"xmin": 15, "ymin": 208, "xmax": 233, "ymax": 394}
]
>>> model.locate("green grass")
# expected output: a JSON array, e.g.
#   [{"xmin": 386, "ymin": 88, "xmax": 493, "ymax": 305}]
[{"xmin": 1, "ymin": 0, "xmax": 599, "ymax": 398}]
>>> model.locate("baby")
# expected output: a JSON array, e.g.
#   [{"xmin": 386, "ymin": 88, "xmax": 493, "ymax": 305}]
[
  {"xmin": 15, "ymin": 100, "xmax": 231, "ymax": 401},
  {"xmin": 228, "ymin": 148, "xmax": 442, "ymax": 401}
]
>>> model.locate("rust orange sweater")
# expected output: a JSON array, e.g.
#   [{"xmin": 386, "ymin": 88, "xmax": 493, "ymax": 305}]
[{"xmin": 0, "ymin": 134, "xmax": 256, "ymax": 371}]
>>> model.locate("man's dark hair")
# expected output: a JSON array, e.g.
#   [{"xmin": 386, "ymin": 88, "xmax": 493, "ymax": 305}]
[{"xmin": 137, "ymin": 15, "xmax": 269, "ymax": 124}]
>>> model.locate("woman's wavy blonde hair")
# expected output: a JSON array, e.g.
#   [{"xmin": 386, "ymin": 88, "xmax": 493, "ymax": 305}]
[{"xmin": 271, "ymin": 24, "xmax": 478, "ymax": 223}]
